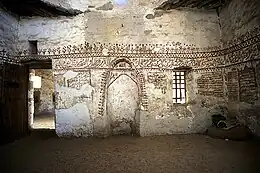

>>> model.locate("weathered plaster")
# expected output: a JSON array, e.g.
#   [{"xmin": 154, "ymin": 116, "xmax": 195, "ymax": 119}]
[
  {"xmin": 18, "ymin": 0, "xmax": 220, "ymax": 51},
  {"xmin": 84, "ymin": 7, "xmax": 220, "ymax": 46},
  {"xmin": 34, "ymin": 69, "xmax": 54, "ymax": 115},
  {"xmin": 28, "ymin": 69, "xmax": 35, "ymax": 129},
  {"xmin": 0, "ymin": 7, "xmax": 19, "ymax": 52},
  {"xmin": 220, "ymin": 0, "xmax": 260, "ymax": 136},
  {"xmin": 220, "ymin": 0, "xmax": 260, "ymax": 45},
  {"xmin": 53, "ymin": 69, "xmax": 94, "ymax": 137},
  {"xmin": 56, "ymin": 103, "xmax": 93, "ymax": 137},
  {"xmin": 140, "ymin": 70, "xmax": 226, "ymax": 136},
  {"xmin": 107, "ymin": 74, "xmax": 139, "ymax": 135},
  {"xmin": 18, "ymin": 14, "xmax": 86, "ymax": 51},
  {"xmin": 2, "ymin": 0, "xmax": 258, "ymax": 137}
]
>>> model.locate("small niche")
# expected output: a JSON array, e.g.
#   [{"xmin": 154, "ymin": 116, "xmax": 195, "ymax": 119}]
[{"xmin": 29, "ymin": 40, "xmax": 38, "ymax": 55}]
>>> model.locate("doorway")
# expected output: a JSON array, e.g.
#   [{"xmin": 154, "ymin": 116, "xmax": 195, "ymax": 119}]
[
  {"xmin": 32, "ymin": 69, "xmax": 55, "ymax": 129},
  {"xmin": 24, "ymin": 59, "xmax": 55, "ymax": 130}
]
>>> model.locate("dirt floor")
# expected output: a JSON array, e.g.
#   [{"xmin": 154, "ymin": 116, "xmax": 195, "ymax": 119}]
[
  {"xmin": 0, "ymin": 131, "xmax": 259, "ymax": 173},
  {"xmin": 33, "ymin": 114, "xmax": 55, "ymax": 129}
]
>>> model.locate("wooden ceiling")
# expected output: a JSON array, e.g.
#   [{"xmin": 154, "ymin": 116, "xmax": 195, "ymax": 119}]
[
  {"xmin": 0, "ymin": 0, "xmax": 83, "ymax": 17},
  {"xmin": 0, "ymin": 0, "xmax": 229, "ymax": 17},
  {"xmin": 156, "ymin": 0, "xmax": 228, "ymax": 10}
]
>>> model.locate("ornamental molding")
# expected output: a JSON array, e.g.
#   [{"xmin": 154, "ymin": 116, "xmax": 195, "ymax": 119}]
[
  {"xmin": 1, "ymin": 27, "xmax": 260, "ymax": 70},
  {"xmin": 14, "ymin": 26, "xmax": 260, "ymax": 60}
]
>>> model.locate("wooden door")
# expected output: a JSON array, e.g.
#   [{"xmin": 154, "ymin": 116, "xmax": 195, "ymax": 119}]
[{"xmin": 0, "ymin": 62, "xmax": 29, "ymax": 145}]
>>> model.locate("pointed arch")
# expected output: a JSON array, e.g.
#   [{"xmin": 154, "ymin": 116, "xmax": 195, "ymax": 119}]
[{"xmin": 98, "ymin": 57, "xmax": 148, "ymax": 117}]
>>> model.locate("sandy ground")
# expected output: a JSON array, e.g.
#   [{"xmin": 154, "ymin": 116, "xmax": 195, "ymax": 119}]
[
  {"xmin": 33, "ymin": 114, "xmax": 55, "ymax": 129},
  {"xmin": 0, "ymin": 131, "xmax": 259, "ymax": 173}
]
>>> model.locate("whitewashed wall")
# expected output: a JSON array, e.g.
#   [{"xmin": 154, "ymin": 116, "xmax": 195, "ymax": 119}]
[
  {"xmin": 0, "ymin": 7, "xmax": 19, "ymax": 52},
  {"xmin": 18, "ymin": 0, "xmax": 221, "ymax": 50},
  {"xmin": 17, "ymin": 0, "xmax": 222, "ymax": 137}
]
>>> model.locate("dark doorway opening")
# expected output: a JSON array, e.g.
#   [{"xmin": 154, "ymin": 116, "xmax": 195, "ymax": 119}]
[{"xmin": 22, "ymin": 59, "xmax": 55, "ymax": 130}]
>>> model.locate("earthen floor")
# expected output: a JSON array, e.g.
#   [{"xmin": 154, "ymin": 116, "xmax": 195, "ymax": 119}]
[
  {"xmin": 33, "ymin": 114, "xmax": 55, "ymax": 129},
  {"xmin": 0, "ymin": 131, "xmax": 259, "ymax": 173}
]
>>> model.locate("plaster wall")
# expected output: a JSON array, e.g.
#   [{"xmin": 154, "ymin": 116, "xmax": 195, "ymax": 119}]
[
  {"xmin": 15, "ymin": 0, "xmax": 260, "ymax": 137},
  {"xmin": 107, "ymin": 74, "xmax": 139, "ymax": 135},
  {"xmin": 220, "ymin": 0, "xmax": 260, "ymax": 45},
  {"xmin": 34, "ymin": 69, "xmax": 54, "ymax": 115},
  {"xmin": 220, "ymin": 0, "xmax": 260, "ymax": 136},
  {"xmin": 52, "ymin": 55, "xmax": 227, "ymax": 137},
  {"xmin": 17, "ymin": 1, "xmax": 223, "ymax": 137},
  {"xmin": 140, "ymin": 70, "xmax": 226, "ymax": 136},
  {"xmin": 53, "ymin": 69, "xmax": 94, "ymax": 137},
  {"xmin": 0, "ymin": 7, "xmax": 19, "ymax": 52},
  {"xmin": 18, "ymin": 0, "xmax": 221, "ymax": 50},
  {"xmin": 18, "ymin": 14, "xmax": 86, "ymax": 51}
]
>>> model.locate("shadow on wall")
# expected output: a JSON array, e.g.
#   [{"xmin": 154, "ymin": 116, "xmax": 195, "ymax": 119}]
[{"xmin": 34, "ymin": 69, "xmax": 55, "ymax": 117}]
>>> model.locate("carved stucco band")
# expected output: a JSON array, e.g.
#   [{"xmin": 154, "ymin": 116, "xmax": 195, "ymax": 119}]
[
  {"xmin": 14, "ymin": 34, "xmax": 259, "ymax": 71},
  {"xmin": 15, "ymin": 26, "xmax": 260, "ymax": 57},
  {"xmin": 98, "ymin": 58, "xmax": 148, "ymax": 116}
]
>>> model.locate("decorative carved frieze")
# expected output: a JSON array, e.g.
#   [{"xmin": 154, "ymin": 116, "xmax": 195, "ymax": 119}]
[
  {"xmin": 19, "ymin": 29, "xmax": 259, "ymax": 71},
  {"xmin": 147, "ymin": 72, "xmax": 167, "ymax": 92},
  {"xmin": 197, "ymin": 71, "xmax": 224, "ymax": 97},
  {"xmin": 67, "ymin": 72, "xmax": 90, "ymax": 90},
  {"xmin": 238, "ymin": 66, "xmax": 258, "ymax": 104}
]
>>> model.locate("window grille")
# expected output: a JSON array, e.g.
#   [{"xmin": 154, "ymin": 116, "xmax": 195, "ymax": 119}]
[{"xmin": 172, "ymin": 71, "xmax": 186, "ymax": 104}]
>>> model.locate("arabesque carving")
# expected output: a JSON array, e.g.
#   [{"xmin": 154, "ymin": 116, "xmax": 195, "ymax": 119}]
[{"xmin": 1, "ymin": 27, "xmax": 259, "ymax": 71}]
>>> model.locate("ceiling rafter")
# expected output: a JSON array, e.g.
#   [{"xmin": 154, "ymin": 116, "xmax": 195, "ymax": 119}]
[
  {"xmin": 0, "ymin": 0, "xmax": 83, "ymax": 17},
  {"xmin": 156, "ymin": 0, "xmax": 228, "ymax": 10}
]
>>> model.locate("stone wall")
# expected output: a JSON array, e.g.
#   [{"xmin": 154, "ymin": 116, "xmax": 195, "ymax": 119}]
[
  {"xmin": 220, "ymin": 0, "xmax": 260, "ymax": 136},
  {"xmin": 34, "ymin": 69, "xmax": 54, "ymax": 115},
  {"xmin": 0, "ymin": 7, "xmax": 19, "ymax": 52}
]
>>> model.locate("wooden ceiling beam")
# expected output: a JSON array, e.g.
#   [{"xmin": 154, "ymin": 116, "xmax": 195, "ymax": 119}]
[
  {"xmin": 183, "ymin": 0, "xmax": 199, "ymax": 7},
  {"xmin": 190, "ymin": 0, "xmax": 204, "ymax": 8},
  {"xmin": 204, "ymin": 1, "xmax": 222, "ymax": 10},
  {"xmin": 0, "ymin": 0, "xmax": 83, "ymax": 17},
  {"xmin": 155, "ymin": 0, "xmax": 179, "ymax": 10},
  {"xmin": 197, "ymin": 0, "xmax": 218, "ymax": 9},
  {"xmin": 171, "ymin": 0, "xmax": 191, "ymax": 8}
]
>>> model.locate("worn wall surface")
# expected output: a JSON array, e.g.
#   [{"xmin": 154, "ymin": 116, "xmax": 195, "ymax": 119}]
[
  {"xmin": 220, "ymin": 0, "xmax": 260, "ymax": 136},
  {"xmin": 18, "ymin": 14, "xmax": 86, "ymax": 51},
  {"xmin": 13, "ymin": 0, "xmax": 260, "ymax": 137},
  {"xmin": 0, "ymin": 7, "xmax": 19, "ymax": 52},
  {"xmin": 220, "ymin": 0, "xmax": 260, "ymax": 45},
  {"xmin": 16, "ymin": 1, "xmax": 223, "ymax": 137},
  {"xmin": 18, "ymin": 0, "xmax": 220, "ymax": 50},
  {"xmin": 140, "ymin": 70, "xmax": 226, "ymax": 136},
  {"xmin": 54, "ymin": 70, "xmax": 94, "ymax": 137},
  {"xmin": 34, "ymin": 69, "xmax": 54, "ymax": 115},
  {"xmin": 107, "ymin": 73, "xmax": 139, "ymax": 135},
  {"xmin": 51, "ymin": 53, "xmax": 230, "ymax": 137}
]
